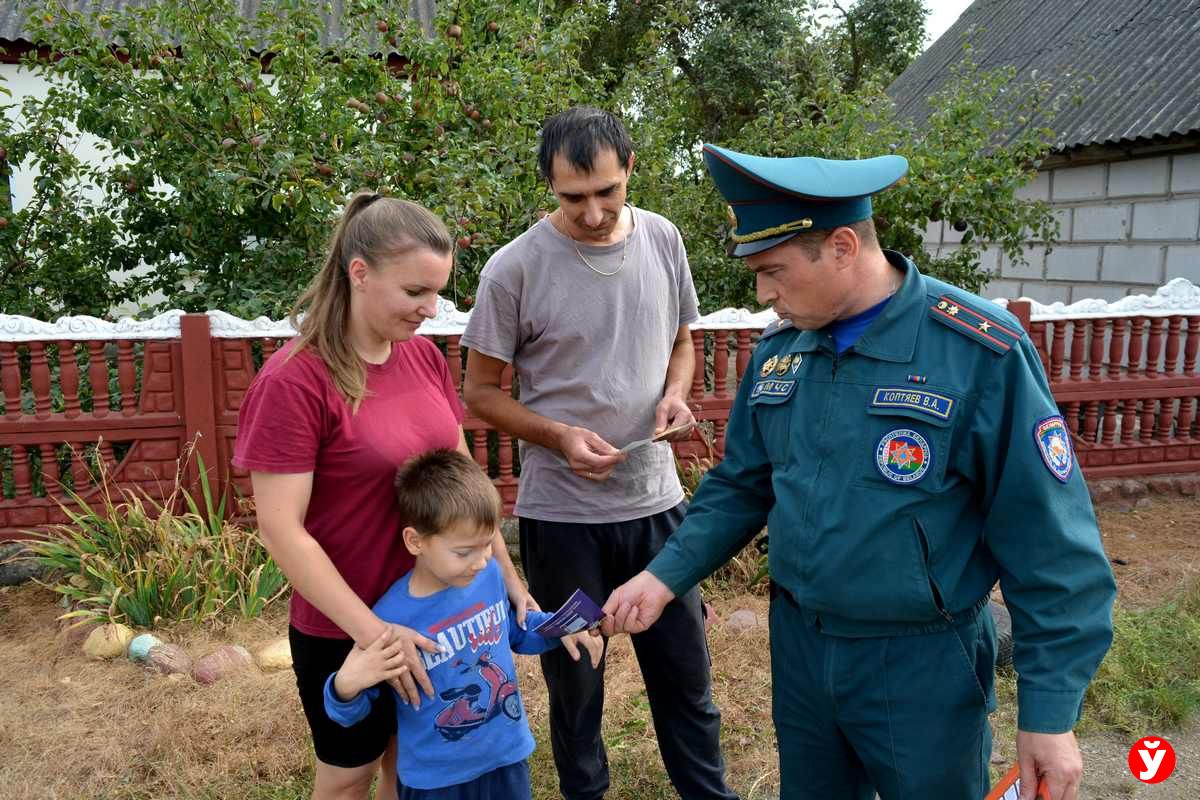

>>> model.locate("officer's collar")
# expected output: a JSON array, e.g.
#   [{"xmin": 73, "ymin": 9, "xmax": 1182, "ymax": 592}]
[{"xmin": 789, "ymin": 250, "xmax": 922, "ymax": 361}]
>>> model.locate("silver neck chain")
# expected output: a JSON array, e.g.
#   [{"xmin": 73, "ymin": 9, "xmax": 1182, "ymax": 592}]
[{"xmin": 559, "ymin": 206, "xmax": 633, "ymax": 277}]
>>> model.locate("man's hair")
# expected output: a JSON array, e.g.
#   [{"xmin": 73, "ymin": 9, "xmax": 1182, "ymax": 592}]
[
  {"xmin": 786, "ymin": 218, "xmax": 878, "ymax": 261},
  {"xmin": 394, "ymin": 449, "xmax": 501, "ymax": 536},
  {"xmin": 537, "ymin": 106, "xmax": 633, "ymax": 182}
]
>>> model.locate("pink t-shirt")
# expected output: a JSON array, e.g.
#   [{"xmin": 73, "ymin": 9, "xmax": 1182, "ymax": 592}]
[{"xmin": 233, "ymin": 336, "xmax": 464, "ymax": 638}]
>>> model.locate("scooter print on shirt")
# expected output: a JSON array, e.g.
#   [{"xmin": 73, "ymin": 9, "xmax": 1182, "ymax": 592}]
[{"xmin": 433, "ymin": 649, "xmax": 522, "ymax": 741}]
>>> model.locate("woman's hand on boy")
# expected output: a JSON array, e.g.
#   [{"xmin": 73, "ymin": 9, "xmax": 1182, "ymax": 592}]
[
  {"xmin": 561, "ymin": 630, "xmax": 604, "ymax": 668},
  {"xmin": 504, "ymin": 572, "xmax": 541, "ymax": 630},
  {"xmin": 384, "ymin": 622, "xmax": 443, "ymax": 709},
  {"xmin": 334, "ymin": 629, "xmax": 408, "ymax": 701}
]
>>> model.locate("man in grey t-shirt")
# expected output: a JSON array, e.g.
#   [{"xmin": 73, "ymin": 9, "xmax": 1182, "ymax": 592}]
[{"xmin": 462, "ymin": 107, "xmax": 737, "ymax": 800}]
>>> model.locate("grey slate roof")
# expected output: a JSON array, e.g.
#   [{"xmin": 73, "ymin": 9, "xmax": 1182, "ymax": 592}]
[
  {"xmin": 887, "ymin": 0, "xmax": 1200, "ymax": 153},
  {"xmin": 0, "ymin": 1, "xmax": 437, "ymax": 46}
]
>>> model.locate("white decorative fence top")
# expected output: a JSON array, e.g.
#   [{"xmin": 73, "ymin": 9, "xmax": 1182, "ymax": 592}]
[{"xmin": 2, "ymin": 279, "xmax": 1198, "ymax": 342}]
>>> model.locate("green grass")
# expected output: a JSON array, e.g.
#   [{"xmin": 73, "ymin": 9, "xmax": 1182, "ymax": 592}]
[
  {"xmin": 1083, "ymin": 577, "xmax": 1200, "ymax": 734},
  {"xmin": 24, "ymin": 451, "xmax": 286, "ymax": 627}
]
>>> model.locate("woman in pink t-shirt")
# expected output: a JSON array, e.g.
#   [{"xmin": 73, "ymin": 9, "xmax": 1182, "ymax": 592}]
[{"xmin": 233, "ymin": 192, "xmax": 535, "ymax": 800}]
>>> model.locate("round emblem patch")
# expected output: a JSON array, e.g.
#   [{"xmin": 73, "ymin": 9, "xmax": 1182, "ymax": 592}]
[{"xmin": 875, "ymin": 428, "xmax": 931, "ymax": 484}]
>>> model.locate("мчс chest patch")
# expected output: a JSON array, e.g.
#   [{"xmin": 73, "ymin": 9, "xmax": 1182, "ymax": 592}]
[
  {"xmin": 751, "ymin": 378, "xmax": 797, "ymax": 400},
  {"xmin": 870, "ymin": 387, "xmax": 954, "ymax": 421}
]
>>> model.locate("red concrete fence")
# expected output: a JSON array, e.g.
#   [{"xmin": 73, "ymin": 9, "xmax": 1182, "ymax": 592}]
[{"xmin": 2, "ymin": 280, "xmax": 1199, "ymax": 540}]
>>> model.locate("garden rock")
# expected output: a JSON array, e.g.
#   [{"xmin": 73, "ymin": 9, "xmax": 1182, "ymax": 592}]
[
  {"xmin": 725, "ymin": 608, "xmax": 760, "ymax": 632},
  {"xmin": 59, "ymin": 618, "xmax": 102, "ymax": 647},
  {"xmin": 192, "ymin": 645, "xmax": 253, "ymax": 685},
  {"xmin": 1147, "ymin": 476, "xmax": 1176, "ymax": 495},
  {"xmin": 146, "ymin": 643, "xmax": 192, "ymax": 676},
  {"xmin": 83, "ymin": 623, "xmax": 135, "ymax": 659},
  {"xmin": 1118, "ymin": 479, "xmax": 1147, "ymax": 499},
  {"xmin": 128, "ymin": 633, "xmax": 164, "ymax": 662},
  {"xmin": 0, "ymin": 543, "xmax": 46, "ymax": 585},
  {"xmin": 255, "ymin": 638, "xmax": 292, "ymax": 671}
]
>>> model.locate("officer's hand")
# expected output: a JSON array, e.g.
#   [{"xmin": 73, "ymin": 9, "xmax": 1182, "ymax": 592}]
[
  {"xmin": 653, "ymin": 394, "xmax": 696, "ymax": 441},
  {"xmin": 600, "ymin": 570, "xmax": 675, "ymax": 635},
  {"xmin": 558, "ymin": 425, "xmax": 625, "ymax": 481},
  {"xmin": 1016, "ymin": 730, "xmax": 1082, "ymax": 800}
]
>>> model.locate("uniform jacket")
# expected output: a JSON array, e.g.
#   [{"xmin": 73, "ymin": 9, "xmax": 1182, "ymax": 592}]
[{"xmin": 649, "ymin": 252, "xmax": 1115, "ymax": 733}]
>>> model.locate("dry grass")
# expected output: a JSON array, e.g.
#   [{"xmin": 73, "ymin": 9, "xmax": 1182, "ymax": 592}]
[
  {"xmin": 2, "ymin": 493, "xmax": 1196, "ymax": 799},
  {"xmin": 0, "ymin": 584, "xmax": 777, "ymax": 800},
  {"xmin": 0, "ymin": 585, "xmax": 309, "ymax": 800},
  {"xmin": 1097, "ymin": 497, "xmax": 1200, "ymax": 610}
]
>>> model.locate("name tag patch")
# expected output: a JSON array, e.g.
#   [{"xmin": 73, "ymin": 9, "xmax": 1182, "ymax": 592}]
[
  {"xmin": 870, "ymin": 387, "xmax": 954, "ymax": 420},
  {"xmin": 751, "ymin": 379, "xmax": 797, "ymax": 400}
]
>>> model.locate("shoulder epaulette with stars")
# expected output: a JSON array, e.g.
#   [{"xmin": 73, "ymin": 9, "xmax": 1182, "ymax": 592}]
[
  {"xmin": 760, "ymin": 318, "xmax": 795, "ymax": 340},
  {"xmin": 928, "ymin": 294, "xmax": 1021, "ymax": 355}
]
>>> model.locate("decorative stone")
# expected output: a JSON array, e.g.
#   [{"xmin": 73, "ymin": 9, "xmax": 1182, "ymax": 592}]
[
  {"xmin": 145, "ymin": 643, "xmax": 192, "ymax": 676},
  {"xmin": 82, "ymin": 623, "xmax": 135, "ymax": 659},
  {"xmin": 725, "ymin": 609, "xmax": 760, "ymax": 632},
  {"xmin": 59, "ymin": 618, "xmax": 102, "ymax": 647},
  {"xmin": 128, "ymin": 633, "xmax": 163, "ymax": 662},
  {"xmin": 254, "ymin": 638, "xmax": 292, "ymax": 671},
  {"xmin": 0, "ymin": 543, "xmax": 45, "ymax": 586},
  {"xmin": 1088, "ymin": 480, "xmax": 1116, "ymax": 505},
  {"xmin": 1147, "ymin": 476, "xmax": 1176, "ymax": 495},
  {"xmin": 1118, "ymin": 479, "xmax": 1148, "ymax": 499},
  {"xmin": 1177, "ymin": 475, "xmax": 1198, "ymax": 496},
  {"xmin": 1134, "ymin": 497, "xmax": 1154, "ymax": 510},
  {"xmin": 191, "ymin": 644, "xmax": 253, "ymax": 685}
]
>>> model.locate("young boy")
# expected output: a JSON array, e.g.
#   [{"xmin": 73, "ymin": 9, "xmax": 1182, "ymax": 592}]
[{"xmin": 323, "ymin": 449, "xmax": 603, "ymax": 798}]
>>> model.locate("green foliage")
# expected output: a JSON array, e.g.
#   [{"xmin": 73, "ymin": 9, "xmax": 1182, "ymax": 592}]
[
  {"xmin": 25, "ymin": 452, "xmax": 286, "ymax": 626},
  {"xmin": 629, "ymin": 54, "xmax": 1060, "ymax": 302},
  {"xmin": 2, "ymin": 0, "xmax": 603, "ymax": 318},
  {"xmin": 1084, "ymin": 579, "xmax": 1200, "ymax": 733},
  {"xmin": 0, "ymin": 0, "xmax": 1060, "ymax": 319}
]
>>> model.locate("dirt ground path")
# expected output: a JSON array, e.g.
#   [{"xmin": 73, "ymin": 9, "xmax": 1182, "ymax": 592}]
[{"xmin": 1079, "ymin": 726, "xmax": 1198, "ymax": 799}]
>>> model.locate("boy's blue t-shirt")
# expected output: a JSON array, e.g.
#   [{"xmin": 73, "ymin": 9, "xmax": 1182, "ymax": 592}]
[
  {"xmin": 828, "ymin": 294, "xmax": 893, "ymax": 354},
  {"xmin": 323, "ymin": 560, "xmax": 558, "ymax": 790}
]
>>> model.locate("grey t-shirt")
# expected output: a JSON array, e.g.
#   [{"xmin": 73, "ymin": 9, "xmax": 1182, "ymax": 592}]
[{"xmin": 461, "ymin": 206, "xmax": 700, "ymax": 523}]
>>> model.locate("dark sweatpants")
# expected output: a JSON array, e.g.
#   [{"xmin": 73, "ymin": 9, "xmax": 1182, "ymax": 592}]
[{"xmin": 519, "ymin": 502, "xmax": 738, "ymax": 800}]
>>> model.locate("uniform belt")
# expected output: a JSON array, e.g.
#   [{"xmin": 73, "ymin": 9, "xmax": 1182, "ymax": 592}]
[{"xmin": 769, "ymin": 580, "xmax": 990, "ymax": 637}]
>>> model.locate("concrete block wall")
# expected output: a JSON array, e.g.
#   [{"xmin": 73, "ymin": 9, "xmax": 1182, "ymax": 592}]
[{"xmin": 925, "ymin": 151, "xmax": 1200, "ymax": 302}]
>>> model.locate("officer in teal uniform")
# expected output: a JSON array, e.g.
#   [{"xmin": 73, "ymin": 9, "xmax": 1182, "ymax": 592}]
[{"xmin": 601, "ymin": 144, "xmax": 1116, "ymax": 800}]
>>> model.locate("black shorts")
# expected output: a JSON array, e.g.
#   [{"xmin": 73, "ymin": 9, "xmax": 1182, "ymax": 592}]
[{"xmin": 289, "ymin": 625, "xmax": 397, "ymax": 768}]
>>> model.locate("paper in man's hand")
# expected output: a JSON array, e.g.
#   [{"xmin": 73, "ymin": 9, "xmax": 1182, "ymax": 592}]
[{"xmin": 532, "ymin": 588, "xmax": 606, "ymax": 638}]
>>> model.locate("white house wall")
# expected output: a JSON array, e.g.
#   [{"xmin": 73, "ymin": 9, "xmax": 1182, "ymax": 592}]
[{"xmin": 927, "ymin": 152, "xmax": 1200, "ymax": 303}]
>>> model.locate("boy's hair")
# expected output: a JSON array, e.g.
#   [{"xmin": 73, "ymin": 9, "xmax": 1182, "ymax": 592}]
[{"xmin": 394, "ymin": 449, "xmax": 501, "ymax": 535}]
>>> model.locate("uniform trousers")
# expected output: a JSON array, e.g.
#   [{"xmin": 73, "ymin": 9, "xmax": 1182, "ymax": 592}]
[{"xmin": 770, "ymin": 589, "xmax": 996, "ymax": 800}]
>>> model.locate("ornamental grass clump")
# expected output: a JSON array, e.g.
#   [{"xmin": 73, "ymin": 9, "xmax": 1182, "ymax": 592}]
[{"xmin": 25, "ymin": 453, "xmax": 286, "ymax": 627}]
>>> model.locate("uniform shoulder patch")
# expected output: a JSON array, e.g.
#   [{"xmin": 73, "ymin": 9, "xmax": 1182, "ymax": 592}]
[
  {"xmin": 760, "ymin": 318, "xmax": 794, "ymax": 340},
  {"xmin": 1034, "ymin": 415, "xmax": 1074, "ymax": 483},
  {"xmin": 928, "ymin": 294, "xmax": 1021, "ymax": 355}
]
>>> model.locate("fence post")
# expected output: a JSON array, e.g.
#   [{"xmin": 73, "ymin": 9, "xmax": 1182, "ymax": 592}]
[
  {"xmin": 180, "ymin": 314, "xmax": 220, "ymax": 496},
  {"xmin": 1009, "ymin": 299, "xmax": 1032, "ymax": 333}
]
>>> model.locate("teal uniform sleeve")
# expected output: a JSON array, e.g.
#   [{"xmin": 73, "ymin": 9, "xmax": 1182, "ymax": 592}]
[
  {"xmin": 647, "ymin": 357, "xmax": 775, "ymax": 596},
  {"xmin": 970, "ymin": 337, "xmax": 1116, "ymax": 733}
]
